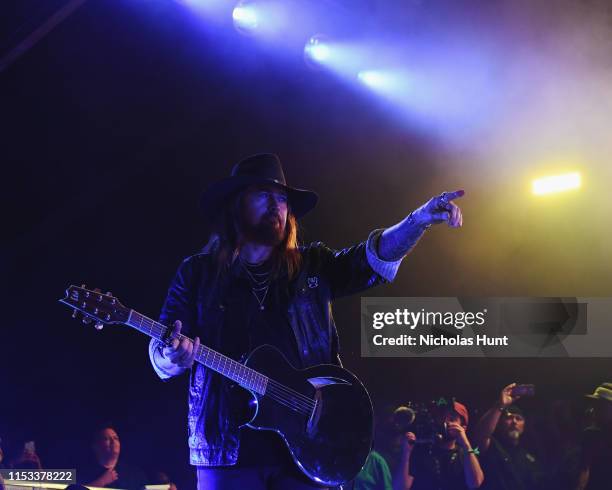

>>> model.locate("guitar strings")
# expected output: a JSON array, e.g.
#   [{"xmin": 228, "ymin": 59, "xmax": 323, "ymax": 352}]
[
  {"xmin": 267, "ymin": 380, "xmax": 316, "ymax": 410},
  {"xmin": 191, "ymin": 344, "xmax": 317, "ymax": 414},
  {"xmin": 187, "ymin": 339, "xmax": 316, "ymax": 413},
  {"xmin": 263, "ymin": 385, "xmax": 313, "ymax": 415},
  {"xmin": 142, "ymin": 317, "xmax": 316, "ymax": 414},
  {"xmin": 266, "ymin": 383, "xmax": 315, "ymax": 414}
]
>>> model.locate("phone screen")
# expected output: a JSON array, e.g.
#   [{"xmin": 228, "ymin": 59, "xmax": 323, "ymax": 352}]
[{"xmin": 511, "ymin": 384, "xmax": 535, "ymax": 396}]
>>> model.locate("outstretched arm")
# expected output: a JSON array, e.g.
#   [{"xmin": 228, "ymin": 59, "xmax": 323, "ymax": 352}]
[
  {"xmin": 378, "ymin": 190, "xmax": 465, "ymax": 261},
  {"xmin": 473, "ymin": 383, "xmax": 521, "ymax": 453}
]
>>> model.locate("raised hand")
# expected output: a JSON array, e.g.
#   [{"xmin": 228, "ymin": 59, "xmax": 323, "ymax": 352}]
[
  {"xmin": 499, "ymin": 382, "xmax": 520, "ymax": 407},
  {"xmin": 416, "ymin": 189, "xmax": 465, "ymax": 228}
]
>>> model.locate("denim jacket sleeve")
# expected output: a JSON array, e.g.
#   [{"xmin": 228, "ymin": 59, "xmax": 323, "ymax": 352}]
[{"xmin": 149, "ymin": 255, "xmax": 199, "ymax": 380}]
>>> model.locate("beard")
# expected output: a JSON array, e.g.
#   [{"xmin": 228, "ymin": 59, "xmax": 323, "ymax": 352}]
[
  {"xmin": 240, "ymin": 212, "xmax": 286, "ymax": 246},
  {"xmin": 506, "ymin": 429, "xmax": 521, "ymax": 441}
]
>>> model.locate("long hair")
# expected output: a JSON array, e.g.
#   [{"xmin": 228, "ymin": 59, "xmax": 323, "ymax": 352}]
[{"xmin": 208, "ymin": 191, "xmax": 302, "ymax": 281}]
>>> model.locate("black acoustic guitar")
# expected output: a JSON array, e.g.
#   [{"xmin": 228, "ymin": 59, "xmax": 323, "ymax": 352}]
[{"xmin": 60, "ymin": 285, "xmax": 374, "ymax": 487}]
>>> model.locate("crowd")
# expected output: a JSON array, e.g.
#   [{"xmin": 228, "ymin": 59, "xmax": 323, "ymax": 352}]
[
  {"xmin": 353, "ymin": 381, "xmax": 612, "ymax": 490},
  {"xmin": 0, "ymin": 424, "xmax": 177, "ymax": 490},
  {"xmin": 1, "ymin": 381, "xmax": 610, "ymax": 490}
]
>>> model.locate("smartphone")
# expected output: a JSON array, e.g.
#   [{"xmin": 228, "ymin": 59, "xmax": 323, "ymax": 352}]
[
  {"xmin": 24, "ymin": 441, "xmax": 36, "ymax": 454},
  {"xmin": 511, "ymin": 384, "xmax": 535, "ymax": 397}
]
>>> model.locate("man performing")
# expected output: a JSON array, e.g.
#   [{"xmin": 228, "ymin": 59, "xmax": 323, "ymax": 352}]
[{"xmin": 148, "ymin": 153, "xmax": 464, "ymax": 490}]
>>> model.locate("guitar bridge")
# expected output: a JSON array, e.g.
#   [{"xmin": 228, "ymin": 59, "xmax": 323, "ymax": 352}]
[
  {"xmin": 306, "ymin": 389, "xmax": 322, "ymax": 436},
  {"xmin": 305, "ymin": 376, "xmax": 350, "ymax": 436}
]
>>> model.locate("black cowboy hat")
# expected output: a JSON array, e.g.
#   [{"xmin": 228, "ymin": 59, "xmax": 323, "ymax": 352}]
[{"xmin": 199, "ymin": 153, "xmax": 318, "ymax": 219}]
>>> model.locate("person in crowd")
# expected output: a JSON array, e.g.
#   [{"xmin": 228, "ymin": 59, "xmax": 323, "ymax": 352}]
[
  {"xmin": 555, "ymin": 382, "xmax": 612, "ymax": 490},
  {"xmin": 8, "ymin": 440, "xmax": 42, "ymax": 470},
  {"xmin": 353, "ymin": 450, "xmax": 393, "ymax": 490},
  {"xmin": 472, "ymin": 383, "xmax": 543, "ymax": 490},
  {"xmin": 78, "ymin": 423, "xmax": 146, "ymax": 489},
  {"xmin": 393, "ymin": 399, "xmax": 484, "ymax": 490}
]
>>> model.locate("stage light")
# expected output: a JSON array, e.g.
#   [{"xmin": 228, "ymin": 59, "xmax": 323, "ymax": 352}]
[
  {"xmin": 233, "ymin": 2, "xmax": 259, "ymax": 34},
  {"xmin": 358, "ymin": 70, "xmax": 387, "ymax": 88},
  {"xmin": 304, "ymin": 35, "xmax": 331, "ymax": 68},
  {"xmin": 175, "ymin": 0, "xmax": 228, "ymax": 16},
  {"xmin": 532, "ymin": 172, "xmax": 581, "ymax": 196},
  {"xmin": 357, "ymin": 70, "xmax": 406, "ymax": 93},
  {"xmin": 177, "ymin": 0, "xmax": 210, "ymax": 5}
]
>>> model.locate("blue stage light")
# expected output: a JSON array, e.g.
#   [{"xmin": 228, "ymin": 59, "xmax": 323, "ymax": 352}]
[
  {"xmin": 175, "ymin": 0, "xmax": 228, "ymax": 13},
  {"xmin": 305, "ymin": 36, "xmax": 329, "ymax": 62},
  {"xmin": 358, "ymin": 70, "xmax": 391, "ymax": 89},
  {"xmin": 304, "ymin": 35, "xmax": 332, "ymax": 69},
  {"xmin": 357, "ymin": 70, "xmax": 413, "ymax": 103},
  {"xmin": 233, "ymin": 2, "xmax": 259, "ymax": 34}
]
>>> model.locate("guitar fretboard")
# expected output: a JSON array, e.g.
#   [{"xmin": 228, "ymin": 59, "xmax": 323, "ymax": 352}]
[{"xmin": 127, "ymin": 310, "xmax": 268, "ymax": 394}]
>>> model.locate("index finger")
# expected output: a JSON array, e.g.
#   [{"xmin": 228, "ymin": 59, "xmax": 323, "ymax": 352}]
[
  {"xmin": 165, "ymin": 320, "xmax": 182, "ymax": 349},
  {"xmin": 443, "ymin": 189, "xmax": 465, "ymax": 201}
]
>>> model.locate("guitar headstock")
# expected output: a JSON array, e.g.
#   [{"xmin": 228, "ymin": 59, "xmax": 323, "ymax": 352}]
[{"xmin": 59, "ymin": 285, "xmax": 130, "ymax": 328}]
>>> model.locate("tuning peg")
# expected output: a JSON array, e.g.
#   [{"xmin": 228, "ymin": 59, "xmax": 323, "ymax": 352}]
[
  {"xmin": 81, "ymin": 283, "xmax": 87, "ymax": 289},
  {"xmin": 71, "ymin": 309, "xmax": 79, "ymax": 319},
  {"xmin": 82, "ymin": 316, "xmax": 92, "ymax": 325},
  {"xmin": 94, "ymin": 322, "xmax": 104, "ymax": 331},
  {"xmin": 105, "ymin": 291, "xmax": 113, "ymax": 296}
]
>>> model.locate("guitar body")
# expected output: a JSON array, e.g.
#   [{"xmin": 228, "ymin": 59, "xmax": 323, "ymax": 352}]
[{"xmin": 242, "ymin": 345, "xmax": 374, "ymax": 487}]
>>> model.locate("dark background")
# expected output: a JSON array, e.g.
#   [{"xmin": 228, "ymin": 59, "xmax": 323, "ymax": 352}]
[{"xmin": 2, "ymin": 0, "xmax": 611, "ymax": 487}]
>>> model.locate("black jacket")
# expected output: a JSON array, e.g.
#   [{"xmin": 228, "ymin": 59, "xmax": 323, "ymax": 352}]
[{"xmin": 149, "ymin": 230, "xmax": 394, "ymax": 466}]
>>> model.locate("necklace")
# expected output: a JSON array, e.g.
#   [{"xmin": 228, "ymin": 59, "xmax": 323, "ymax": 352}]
[
  {"xmin": 251, "ymin": 286, "xmax": 269, "ymax": 310},
  {"xmin": 240, "ymin": 258, "xmax": 272, "ymax": 310}
]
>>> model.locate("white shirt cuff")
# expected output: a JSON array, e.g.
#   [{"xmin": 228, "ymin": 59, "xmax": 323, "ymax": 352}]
[{"xmin": 149, "ymin": 338, "xmax": 175, "ymax": 381}]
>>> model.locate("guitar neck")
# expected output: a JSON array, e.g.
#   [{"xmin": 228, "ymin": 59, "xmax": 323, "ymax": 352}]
[{"xmin": 126, "ymin": 310, "xmax": 268, "ymax": 395}]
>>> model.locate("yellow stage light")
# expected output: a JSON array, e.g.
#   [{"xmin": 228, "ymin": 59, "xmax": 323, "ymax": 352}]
[{"xmin": 532, "ymin": 172, "xmax": 581, "ymax": 196}]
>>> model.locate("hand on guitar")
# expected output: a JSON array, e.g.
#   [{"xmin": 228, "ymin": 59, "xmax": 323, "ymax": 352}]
[{"xmin": 161, "ymin": 320, "xmax": 200, "ymax": 370}]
